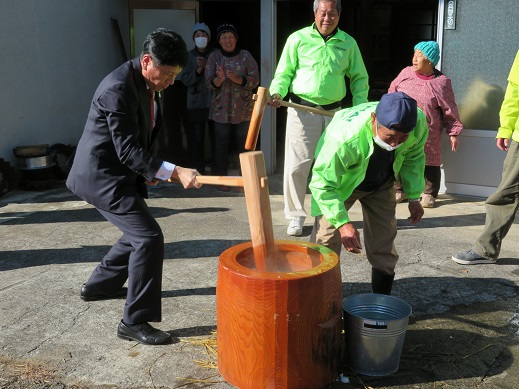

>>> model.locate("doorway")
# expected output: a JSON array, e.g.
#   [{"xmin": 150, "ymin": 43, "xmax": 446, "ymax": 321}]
[{"xmin": 343, "ymin": 0, "xmax": 438, "ymax": 101}]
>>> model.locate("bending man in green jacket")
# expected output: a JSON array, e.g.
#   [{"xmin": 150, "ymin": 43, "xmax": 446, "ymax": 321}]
[{"xmin": 310, "ymin": 92, "xmax": 428, "ymax": 295}]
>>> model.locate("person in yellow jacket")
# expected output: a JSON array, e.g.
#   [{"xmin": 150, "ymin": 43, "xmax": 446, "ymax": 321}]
[
  {"xmin": 310, "ymin": 92, "xmax": 428, "ymax": 295},
  {"xmin": 452, "ymin": 50, "xmax": 519, "ymax": 265}
]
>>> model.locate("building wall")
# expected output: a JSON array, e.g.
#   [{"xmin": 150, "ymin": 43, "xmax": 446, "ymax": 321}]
[
  {"xmin": 440, "ymin": 0, "xmax": 519, "ymax": 197},
  {"xmin": 443, "ymin": 0, "xmax": 518, "ymax": 131},
  {"xmin": 0, "ymin": 0, "xmax": 129, "ymax": 166}
]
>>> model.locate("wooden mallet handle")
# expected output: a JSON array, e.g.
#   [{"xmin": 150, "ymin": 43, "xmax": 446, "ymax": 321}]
[
  {"xmin": 195, "ymin": 175, "xmax": 244, "ymax": 187},
  {"xmin": 245, "ymin": 87, "xmax": 269, "ymax": 151},
  {"xmin": 168, "ymin": 175, "xmax": 244, "ymax": 187},
  {"xmin": 272, "ymin": 99, "xmax": 335, "ymax": 117}
]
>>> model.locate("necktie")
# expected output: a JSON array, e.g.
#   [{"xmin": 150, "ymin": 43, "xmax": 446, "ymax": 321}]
[{"xmin": 150, "ymin": 90, "xmax": 155, "ymax": 129}]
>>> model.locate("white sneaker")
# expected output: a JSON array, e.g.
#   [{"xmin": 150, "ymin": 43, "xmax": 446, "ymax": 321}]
[
  {"xmin": 395, "ymin": 192, "xmax": 407, "ymax": 203},
  {"xmin": 421, "ymin": 194, "xmax": 436, "ymax": 208},
  {"xmin": 287, "ymin": 217, "xmax": 304, "ymax": 236}
]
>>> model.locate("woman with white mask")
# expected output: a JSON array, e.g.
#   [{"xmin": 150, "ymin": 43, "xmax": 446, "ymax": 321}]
[{"xmin": 176, "ymin": 23, "xmax": 217, "ymax": 175}]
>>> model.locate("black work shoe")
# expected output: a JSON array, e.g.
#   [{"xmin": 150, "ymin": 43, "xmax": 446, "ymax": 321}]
[
  {"xmin": 117, "ymin": 321, "xmax": 172, "ymax": 345},
  {"xmin": 80, "ymin": 284, "xmax": 127, "ymax": 301}
]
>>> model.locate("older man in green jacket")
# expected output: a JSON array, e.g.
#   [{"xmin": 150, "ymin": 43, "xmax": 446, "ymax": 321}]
[
  {"xmin": 310, "ymin": 92, "xmax": 428, "ymax": 295},
  {"xmin": 269, "ymin": 0, "xmax": 369, "ymax": 237}
]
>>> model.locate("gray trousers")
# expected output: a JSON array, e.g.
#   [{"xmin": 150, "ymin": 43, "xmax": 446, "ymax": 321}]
[
  {"xmin": 474, "ymin": 139, "xmax": 519, "ymax": 259},
  {"xmin": 310, "ymin": 179, "xmax": 399, "ymax": 274},
  {"xmin": 283, "ymin": 106, "xmax": 334, "ymax": 220}
]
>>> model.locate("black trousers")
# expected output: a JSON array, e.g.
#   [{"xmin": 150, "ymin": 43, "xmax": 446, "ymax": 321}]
[
  {"xmin": 185, "ymin": 118, "xmax": 215, "ymax": 174},
  {"xmin": 395, "ymin": 165, "xmax": 442, "ymax": 198},
  {"xmin": 212, "ymin": 121, "xmax": 249, "ymax": 176},
  {"xmin": 88, "ymin": 195, "xmax": 164, "ymax": 324},
  {"xmin": 423, "ymin": 165, "xmax": 442, "ymax": 197}
]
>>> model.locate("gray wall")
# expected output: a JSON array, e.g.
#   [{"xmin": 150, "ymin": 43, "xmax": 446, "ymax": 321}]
[
  {"xmin": 442, "ymin": 0, "xmax": 519, "ymax": 131},
  {"xmin": 0, "ymin": 0, "xmax": 129, "ymax": 166}
]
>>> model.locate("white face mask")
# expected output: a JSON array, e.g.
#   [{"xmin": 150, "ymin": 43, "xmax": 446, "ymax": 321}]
[
  {"xmin": 374, "ymin": 122, "xmax": 403, "ymax": 151},
  {"xmin": 194, "ymin": 36, "xmax": 208, "ymax": 49}
]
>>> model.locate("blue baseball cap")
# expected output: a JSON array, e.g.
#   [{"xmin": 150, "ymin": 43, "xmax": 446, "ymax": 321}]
[{"xmin": 376, "ymin": 92, "xmax": 418, "ymax": 133}]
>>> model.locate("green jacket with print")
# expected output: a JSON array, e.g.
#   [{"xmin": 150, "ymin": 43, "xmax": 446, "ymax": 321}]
[{"xmin": 310, "ymin": 102, "xmax": 429, "ymax": 228}]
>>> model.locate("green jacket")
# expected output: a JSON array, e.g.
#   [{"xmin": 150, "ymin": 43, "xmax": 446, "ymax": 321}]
[
  {"xmin": 310, "ymin": 102, "xmax": 429, "ymax": 228},
  {"xmin": 497, "ymin": 49, "xmax": 519, "ymax": 143},
  {"xmin": 269, "ymin": 25, "xmax": 369, "ymax": 106}
]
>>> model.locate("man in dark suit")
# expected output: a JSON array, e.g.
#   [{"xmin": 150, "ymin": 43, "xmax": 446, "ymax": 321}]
[{"xmin": 67, "ymin": 28, "xmax": 201, "ymax": 345}]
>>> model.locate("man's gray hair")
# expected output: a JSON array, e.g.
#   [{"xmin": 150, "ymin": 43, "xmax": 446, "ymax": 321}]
[{"xmin": 313, "ymin": 0, "xmax": 341, "ymax": 13}]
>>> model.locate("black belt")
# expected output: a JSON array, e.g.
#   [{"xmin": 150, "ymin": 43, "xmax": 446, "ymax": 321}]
[{"xmin": 290, "ymin": 93, "xmax": 341, "ymax": 111}]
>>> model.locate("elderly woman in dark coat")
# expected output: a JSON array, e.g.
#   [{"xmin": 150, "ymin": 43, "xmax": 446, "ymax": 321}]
[{"xmin": 205, "ymin": 23, "xmax": 259, "ymax": 190}]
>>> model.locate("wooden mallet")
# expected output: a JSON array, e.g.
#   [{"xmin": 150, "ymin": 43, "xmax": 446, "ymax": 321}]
[
  {"xmin": 245, "ymin": 86, "xmax": 335, "ymax": 153},
  {"xmin": 245, "ymin": 86, "xmax": 269, "ymax": 151},
  {"xmin": 169, "ymin": 154, "xmax": 276, "ymax": 272},
  {"xmin": 238, "ymin": 151, "xmax": 276, "ymax": 272},
  {"xmin": 170, "ymin": 85, "xmax": 278, "ymax": 270}
]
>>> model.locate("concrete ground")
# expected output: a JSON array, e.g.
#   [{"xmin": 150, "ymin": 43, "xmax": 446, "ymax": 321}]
[{"xmin": 0, "ymin": 169, "xmax": 518, "ymax": 389}]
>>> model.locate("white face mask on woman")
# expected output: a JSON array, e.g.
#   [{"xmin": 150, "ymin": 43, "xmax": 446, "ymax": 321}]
[
  {"xmin": 194, "ymin": 37, "xmax": 208, "ymax": 49},
  {"xmin": 374, "ymin": 122, "xmax": 403, "ymax": 151}
]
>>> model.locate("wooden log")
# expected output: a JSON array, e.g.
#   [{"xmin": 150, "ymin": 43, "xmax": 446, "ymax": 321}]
[
  {"xmin": 239, "ymin": 151, "xmax": 275, "ymax": 272},
  {"xmin": 245, "ymin": 86, "xmax": 268, "ymax": 150},
  {"xmin": 217, "ymin": 240, "xmax": 342, "ymax": 389}
]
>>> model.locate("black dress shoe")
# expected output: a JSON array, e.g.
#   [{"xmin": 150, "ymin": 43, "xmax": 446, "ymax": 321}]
[
  {"xmin": 80, "ymin": 284, "xmax": 128, "ymax": 301},
  {"xmin": 117, "ymin": 321, "xmax": 172, "ymax": 345}
]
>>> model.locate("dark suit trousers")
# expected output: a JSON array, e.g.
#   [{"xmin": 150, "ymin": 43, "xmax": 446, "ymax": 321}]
[{"xmin": 87, "ymin": 195, "xmax": 164, "ymax": 324}]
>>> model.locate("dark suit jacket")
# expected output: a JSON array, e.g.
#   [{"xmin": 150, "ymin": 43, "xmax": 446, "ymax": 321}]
[{"xmin": 67, "ymin": 58, "xmax": 164, "ymax": 213}]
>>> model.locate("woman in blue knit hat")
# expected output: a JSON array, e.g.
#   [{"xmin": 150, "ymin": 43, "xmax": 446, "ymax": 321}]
[{"xmin": 388, "ymin": 40, "xmax": 464, "ymax": 208}]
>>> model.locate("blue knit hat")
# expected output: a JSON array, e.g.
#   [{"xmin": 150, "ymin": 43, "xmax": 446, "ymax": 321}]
[
  {"xmin": 192, "ymin": 23, "xmax": 211, "ymax": 40},
  {"xmin": 376, "ymin": 92, "xmax": 418, "ymax": 133},
  {"xmin": 414, "ymin": 41, "xmax": 440, "ymax": 67}
]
